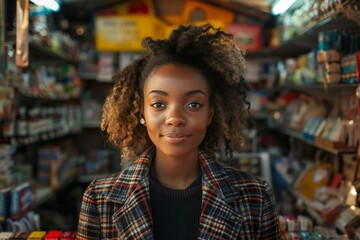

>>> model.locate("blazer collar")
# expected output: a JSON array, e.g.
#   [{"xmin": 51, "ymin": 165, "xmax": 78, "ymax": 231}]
[
  {"xmin": 107, "ymin": 146, "xmax": 245, "ymax": 239},
  {"xmin": 198, "ymin": 149, "xmax": 241, "ymax": 203},
  {"xmin": 106, "ymin": 146, "xmax": 155, "ymax": 204},
  {"xmin": 106, "ymin": 146, "xmax": 240, "ymax": 204}
]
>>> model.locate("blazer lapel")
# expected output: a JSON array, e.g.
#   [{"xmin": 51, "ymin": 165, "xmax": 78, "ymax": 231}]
[
  {"xmin": 198, "ymin": 183, "xmax": 245, "ymax": 240},
  {"xmin": 198, "ymin": 151, "xmax": 246, "ymax": 240},
  {"xmin": 112, "ymin": 179, "xmax": 154, "ymax": 240},
  {"xmin": 106, "ymin": 147, "xmax": 155, "ymax": 240}
]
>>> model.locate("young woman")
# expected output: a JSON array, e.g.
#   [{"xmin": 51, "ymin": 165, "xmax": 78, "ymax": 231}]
[{"xmin": 77, "ymin": 24, "xmax": 280, "ymax": 240}]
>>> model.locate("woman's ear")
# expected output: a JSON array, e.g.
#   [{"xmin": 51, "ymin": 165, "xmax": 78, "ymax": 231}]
[{"xmin": 207, "ymin": 107, "xmax": 214, "ymax": 126}]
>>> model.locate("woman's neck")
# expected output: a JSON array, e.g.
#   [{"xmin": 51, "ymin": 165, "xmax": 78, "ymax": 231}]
[{"xmin": 154, "ymin": 150, "xmax": 200, "ymax": 190}]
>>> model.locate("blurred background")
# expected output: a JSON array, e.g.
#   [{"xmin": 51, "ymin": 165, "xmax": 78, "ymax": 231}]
[{"xmin": 1, "ymin": 0, "xmax": 360, "ymax": 238}]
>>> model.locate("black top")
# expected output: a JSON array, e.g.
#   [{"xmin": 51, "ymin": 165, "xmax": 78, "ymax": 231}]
[{"xmin": 149, "ymin": 163, "xmax": 202, "ymax": 240}]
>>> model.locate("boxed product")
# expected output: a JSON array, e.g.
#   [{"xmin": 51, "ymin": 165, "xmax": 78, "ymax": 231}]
[
  {"xmin": 27, "ymin": 231, "xmax": 46, "ymax": 239},
  {"xmin": 44, "ymin": 231, "xmax": 63, "ymax": 240},
  {"xmin": 0, "ymin": 232, "xmax": 14, "ymax": 239},
  {"xmin": 60, "ymin": 231, "xmax": 76, "ymax": 240},
  {"xmin": 10, "ymin": 182, "xmax": 33, "ymax": 220},
  {"xmin": 228, "ymin": 23, "xmax": 261, "ymax": 51}
]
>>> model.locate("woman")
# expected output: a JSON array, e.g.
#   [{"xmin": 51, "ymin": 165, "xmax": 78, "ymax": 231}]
[{"xmin": 77, "ymin": 24, "xmax": 280, "ymax": 240}]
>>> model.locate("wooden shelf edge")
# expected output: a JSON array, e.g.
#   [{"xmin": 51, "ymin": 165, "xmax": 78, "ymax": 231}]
[
  {"xmin": 280, "ymin": 128, "xmax": 357, "ymax": 155},
  {"xmin": 33, "ymin": 187, "xmax": 54, "ymax": 208}
]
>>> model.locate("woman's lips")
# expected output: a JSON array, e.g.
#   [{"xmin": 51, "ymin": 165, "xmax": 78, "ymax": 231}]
[{"xmin": 161, "ymin": 133, "xmax": 191, "ymax": 143}]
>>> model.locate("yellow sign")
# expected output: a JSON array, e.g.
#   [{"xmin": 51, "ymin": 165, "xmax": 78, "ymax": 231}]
[{"xmin": 95, "ymin": 16, "xmax": 166, "ymax": 51}]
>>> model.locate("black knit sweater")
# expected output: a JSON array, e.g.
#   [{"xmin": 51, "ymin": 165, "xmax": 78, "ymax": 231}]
[{"xmin": 149, "ymin": 165, "xmax": 202, "ymax": 240}]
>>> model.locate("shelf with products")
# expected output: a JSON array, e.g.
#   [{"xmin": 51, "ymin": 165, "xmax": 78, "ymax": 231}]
[
  {"xmin": 289, "ymin": 189, "xmax": 325, "ymax": 226},
  {"xmin": 273, "ymin": 0, "xmax": 360, "ymax": 56},
  {"xmin": 4, "ymin": 92, "xmax": 82, "ymax": 147},
  {"xmin": 279, "ymin": 127, "xmax": 357, "ymax": 155},
  {"xmin": 242, "ymin": 11, "xmax": 360, "ymax": 59},
  {"xmin": 274, "ymin": 14, "xmax": 360, "ymax": 58},
  {"xmin": 285, "ymin": 83, "xmax": 359, "ymax": 97},
  {"xmin": 33, "ymin": 174, "xmax": 79, "ymax": 210},
  {"xmin": 80, "ymin": 74, "xmax": 113, "ymax": 129},
  {"xmin": 29, "ymin": 41, "xmax": 77, "ymax": 64},
  {"xmin": 78, "ymin": 73, "xmax": 114, "ymax": 83}
]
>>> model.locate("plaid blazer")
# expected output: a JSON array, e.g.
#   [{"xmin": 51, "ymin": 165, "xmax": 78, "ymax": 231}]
[{"xmin": 77, "ymin": 147, "xmax": 281, "ymax": 240}]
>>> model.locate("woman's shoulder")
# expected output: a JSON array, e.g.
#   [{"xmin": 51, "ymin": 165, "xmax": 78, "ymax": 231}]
[{"xmin": 85, "ymin": 173, "xmax": 120, "ymax": 196}]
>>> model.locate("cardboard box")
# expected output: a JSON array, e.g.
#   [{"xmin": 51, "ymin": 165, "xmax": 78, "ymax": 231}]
[{"xmin": 228, "ymin": 23, "xmax": 261, "ymax": 51}]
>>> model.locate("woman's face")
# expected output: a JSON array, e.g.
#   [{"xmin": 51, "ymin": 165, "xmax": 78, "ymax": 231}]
[{"xmin": 143, "ymin": 64, "xmax": 213, "ymax": 158}]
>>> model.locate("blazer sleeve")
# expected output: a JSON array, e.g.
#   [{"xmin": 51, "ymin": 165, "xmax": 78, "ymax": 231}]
[
  {"xmin": 76, "ymin": 180, "xmax": 101, "ymax": 240},
  {"xmin": 260, "ymin": 181, "xmax": 281, "ymax": 239}
]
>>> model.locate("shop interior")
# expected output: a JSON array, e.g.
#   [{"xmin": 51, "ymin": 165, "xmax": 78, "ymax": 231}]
[{"xmin": 1, "ymin": 0, "xmax": 360, "ymax": 238}]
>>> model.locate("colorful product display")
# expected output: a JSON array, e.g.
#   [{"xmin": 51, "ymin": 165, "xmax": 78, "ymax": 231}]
[{"xmin": 0, "ymin": 231, "xmax": 76, "ymax": 240}]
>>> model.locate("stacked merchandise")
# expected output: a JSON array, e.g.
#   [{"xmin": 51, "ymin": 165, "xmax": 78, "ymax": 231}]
[
  {"xmin": 275, "ymin": 0, "xmax": 360, "ymax": 46},
  {"xmin": 270, "ymin": 27, "xmax": 360, "ymax": 151},
  {"xmin": 0, "ymin": 184, "xmax": 39, "ymax": 233},
  {"xmin": 0, "ymin": 230, "xmax": 76, "ymax": 239},
  {"xmin": 279, "ymin": 215, "xmax": 349, "ymax": 239},
  {"xmin": 317, "ymin": 29, "xmax": 360, "ymax": 85},
  {"xmin": 37, "ymin": 146, "xmax": 79, "ymax": 190}
]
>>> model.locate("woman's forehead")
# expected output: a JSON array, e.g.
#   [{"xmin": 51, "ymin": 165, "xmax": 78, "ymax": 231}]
[{"xmin": 144, "ymin": 64, "xmax": 209, "ymax": 91}]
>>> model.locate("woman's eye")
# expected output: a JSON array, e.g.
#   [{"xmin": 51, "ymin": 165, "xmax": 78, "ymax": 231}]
[
  {"xmin": 187, "ymin": 102, "xmax": 202, "ymax": 109},
  {"xmin": 151, "ymin": 102, "xmax": 165, "ymax": 108}
]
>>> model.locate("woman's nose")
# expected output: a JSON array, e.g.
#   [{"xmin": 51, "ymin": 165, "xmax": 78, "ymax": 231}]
[{"xmin": 165, "ymin": 105, "xmax": 185, "ymax": 126}]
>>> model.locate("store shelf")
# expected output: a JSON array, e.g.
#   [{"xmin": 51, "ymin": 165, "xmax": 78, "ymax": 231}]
[
  {"xmin": 280, "ymin": 128, "xmax": 357, "ymax": 155},
  {"xmin": 16, "ymin": 92, "xmax": 79, "ymax": 104},
  {"xmin": 286, "ymin": 83, "xmax": 358, "ymax": 96},
  {"xmin": 82, "ymin": 121, "xmax": 101, "ymax": 128},
  {"xmin": 33, "ymin": 187, "xmax": 54, "ymax": 208},
  {"xmin": 79, "ymin": 73, "xmax": 114, "ymax": 83},
  {"xmin": 11, "ymin": 129, "xmax": 81, "ymax": 148},
  {"xmin": 273, "ymin": 13, "xmax": 360, "ymax": 58},
  {"xmin": 29, "ymin": 41, "xmax": 76, "ymax": 64}
]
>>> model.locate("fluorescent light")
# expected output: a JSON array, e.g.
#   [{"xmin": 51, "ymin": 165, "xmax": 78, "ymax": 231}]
[
  {"xmin": 30, "ymin": 0, "xmax": 60, "ymax": 12},
  {"xmin": 272, "ymin": 0, "xmax": 296, "ymax": 15}
]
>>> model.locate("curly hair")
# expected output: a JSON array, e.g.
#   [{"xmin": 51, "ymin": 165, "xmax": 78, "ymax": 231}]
[{"xmin": 101, "ymin": 24, "xmax": 249, "ymax": 161}]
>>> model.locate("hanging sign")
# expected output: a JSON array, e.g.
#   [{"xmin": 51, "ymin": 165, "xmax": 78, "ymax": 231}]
[{"xmin": 95, "ymin": 16, "xmax": 166, "ymax": 51}]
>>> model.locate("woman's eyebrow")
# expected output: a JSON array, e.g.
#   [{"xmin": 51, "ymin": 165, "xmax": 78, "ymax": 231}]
[
  {"xmin": 185, "ymin": 90, "xmax": 206, "ymax": 96},
  {"xmin": 148, "ymin": 90, "xmax": 167, "ymax": 96},
  {"xmin": 148, "ymin": 90, "xmax": 206, "ymax": 96}
]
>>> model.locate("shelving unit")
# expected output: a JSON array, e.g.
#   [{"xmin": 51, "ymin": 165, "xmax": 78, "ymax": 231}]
[
  {"xmin": 255, "ymin": 5, "xmax": 360, "ymax": 229},
  {"xmin": 286, "ymin": 83, "xmax": 358, "ymax": 97},
  {"xmin": 246, "ymin": 11, "xmax": 360, "ymax": 59},
  {"xmin": 78, "ymin": 73, "xmax": 114, "ymax": 83},
  {"xmin": 280, "ymin": 128, "xmax": 357, "ymax": 155},
  {"xmin": 275, "ymin": 13, "xmax": 359, "ymax": 57},
  {"xmin": 29, "ymin": 41, "xmax": 76, "ymax": 64},
  {"xmin": 289, "ymin": 189, "xmax": 325, "ymax": 225}
]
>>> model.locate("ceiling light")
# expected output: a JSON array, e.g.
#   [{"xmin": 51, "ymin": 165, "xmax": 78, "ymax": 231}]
[
  {"xmin": 30, "ymin": 0, "xmax": 60, "ymax": 12},
  {"xmin": 272, "ymin": 0, "xmax": 296, "ymax": 15}
]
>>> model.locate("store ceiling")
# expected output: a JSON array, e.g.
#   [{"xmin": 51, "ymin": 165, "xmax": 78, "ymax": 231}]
[{"xmin": 59, "ymin": 0, "xmax": 276, "ymax": 22}]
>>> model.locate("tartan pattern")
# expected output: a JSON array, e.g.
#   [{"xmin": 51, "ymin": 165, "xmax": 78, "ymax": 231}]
[{"xmin": 76, "ymin": 146, "xmax": 281, "ymax": 239}]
